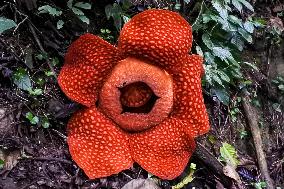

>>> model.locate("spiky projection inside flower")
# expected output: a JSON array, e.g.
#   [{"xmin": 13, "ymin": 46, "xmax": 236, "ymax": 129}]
[{"xmin": 58, "ymin": 9, "xmax": 210, "ymax": 180}]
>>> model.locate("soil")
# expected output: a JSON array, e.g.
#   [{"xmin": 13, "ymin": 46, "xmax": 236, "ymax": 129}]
[{"xmin": 0, "ymin": 0, "xmax": 284, "ymax": 189}]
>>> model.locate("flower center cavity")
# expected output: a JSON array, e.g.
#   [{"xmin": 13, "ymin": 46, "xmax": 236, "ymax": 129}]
[{"xmin": 119, "ymin": 82, "xmax": 159, "ymax": 114}]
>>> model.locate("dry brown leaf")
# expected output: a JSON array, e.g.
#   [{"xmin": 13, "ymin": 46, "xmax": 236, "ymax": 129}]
[
  {"xmin": 273, "ymin": 4, "xmax": 284, "ymax": 12},
  {"xmin": 223, "ymin": 165, "xmax": 241, "ymax": 185},
  {"xmin": 121, "ymin": 179, "xmax": 161, "ymax": 189}
]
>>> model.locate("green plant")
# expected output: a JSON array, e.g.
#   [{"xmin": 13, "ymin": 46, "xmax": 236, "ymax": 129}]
[
  {"xmin": 172, "ymin": 163, "xmax": 197, "ymax": 189},
  {"xmin": 219, "ymin": 142, "xmax": 240, "ymax": 167},
  {"xmin": 0, "ymin": 17, "xmax": 17, "ymax": 34},
  {"xmin": 0, "ymin": 159, "xmax": 4, "ymax": 169},
  {"xmin": 13, "ymin": 68, "xmax": 44, "ymax": 96},
  {"xmin": 38, "ymin": 1, "xmax": 91, "ymax": 29},
  {"xmin": 192, "ymin": 0, "xmax": 264, "ymax": 103},
  {"xmin": 105, "ymin": 0, "xmax": 132, "ymax": 31},
  {"xmin": 229, "ymin": 97, "xmax": 241, "ymax": 122},
  {"xmin": 272, "ymin": 76, "xmax": 284, "ymax": 93},
  {"xmin": 38, "ymin": 5, "xmax": 64, "ymax": 29},
  {"xmin": 253, "ymin": 181, "xmax": 267, "ymax": 189},
  {"xmin": 239, "ymin": 129, "xmax": 248, "ymax": 139},
  {"xmin": 99, "ymin": 29, "xmax": 114, "ymax": 43},
  {"xmin": 67, "ymin": 0, "xmax": 91, "ymax": 24},
  {"xmin": 25, "ymin": 112, "xmax": 50, "ymax": 128},
  {"xmin": 25, "ymin": 112, "xmax": 39, "ymax": 125},
  {"xmin": 13, "ymin": 68, "xmax": 32, "ymax": 91}
]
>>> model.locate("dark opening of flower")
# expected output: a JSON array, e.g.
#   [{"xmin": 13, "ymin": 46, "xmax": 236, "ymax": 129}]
[
  {"xmin": 58, "ymin": 9, "xmax": 210, "ymax": 180},
  {"xmin": 119, "ymin": 81, "xmax": 159, "ymax": 114}
]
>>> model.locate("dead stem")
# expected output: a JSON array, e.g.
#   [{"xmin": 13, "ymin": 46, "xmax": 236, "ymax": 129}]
[{"xmin": 242, "ymin": 94, "xmax": 274, "ymax": 189}]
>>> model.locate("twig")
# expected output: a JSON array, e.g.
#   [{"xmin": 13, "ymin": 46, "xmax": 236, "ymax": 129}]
[
  {"xmin": 0, "ymin": 38, "xmax": 24, "ymax": 63},
  {"xmin": 13, "ymin": 14, "xmax": 28, "ymax": 35},
  {"xmin": 193, "ymin": 142, "xmax": 232, "ymax": 188},
  {"xmin": 192, "ymin": 0, "xmax": 204, "ymax": 29},
  {"xmin": 241, "ymin": 93, "xmax": 274, "ymax": 189},
  {"xmin": 27, "ymin": 22, "xmax": 57, "ymax": 80},
  {"xmin": 24, "ymin": 157, "xmax": 73, "ymax": 164}
]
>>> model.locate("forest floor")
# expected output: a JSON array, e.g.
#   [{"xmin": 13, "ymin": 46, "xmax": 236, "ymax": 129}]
[{"xmin": 0, "ymin": 0, "xmax": 284, "ymax": 189}]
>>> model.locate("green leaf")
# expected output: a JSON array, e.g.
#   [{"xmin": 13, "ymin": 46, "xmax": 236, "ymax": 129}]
[
  {"xmin": 25, "ymin": 112, "xmax": 34, "ymax": 121},
  {"xmin": 272, "ymin": 103, "xmax": 282, "ymax": 113},
  {"xmin": 28, "ymin": 88, "xmax": 43, "ymax": 96},
  {"xmin": 238, "ymin": 28, "xmax": 253, "ymax": 43},
  {"xmin": 202, "ymin": 33, "xmax": 214, "ymax": 49},
  {"xmin": 204, "ymin": 52, "xmax": 215, "ymax": 64},
  {"xmin": 253, "ymin": 181, "xmax": 267, "ymax": 189},
  {"xmin": 237, "ymin": 0, "xmax": 254, "ymax": 12},
  {"xmin": 278, "ymin": 84, "xmax": 284, "ymax": 91},
  {"xmin": 25, "ymin": 112, "xmax": 39, "ymax": 125},
  {"xmin": 51, "ymin": 57, "xmax": 59, "ymax": 66},
  {"xmin": 74, "ymin": 2, "xmax": 91, "ymax": 9},
  {"xmin": 13, "ymin": 68, "xmax": 32, "ymax": 91},
  {"xmin": 212, "ymin": 0, "xmax": 228, "ymax": 19},
  {"xmin": 35, "ymin": 52, "xmax": 48, "ymax": 60},
  {"xmin": 213, "ymin": 88, "xmax": 230, "ymax": 105},
  {"xmin": 190, "ymin": 163, "xmax": 196, "ymax": 170},
  {"xmin": 216, "ymin": 16, "xmax": 230, "ymax": 30},
  {"xmin": 220, "ymin": 142, "xmax": 240, "ymax": 167},
  {"xmin": 38, "ymin": 5, "xmax": 62, "ymax": 16},
  {"xmin": 232, "ymin": 0, "xmax": 243, "ymax": 13},
  {"xmin": 122, "ymin": 15, "xmax": 130, "ymax": 24},
  {"xmin": 67, "ymin": 0, "xmax": 73, "ymax": 9},
  {"xmin": 174, "ymin": 3, "xmax": 181, "ymax": 10},
  {"xmin": 72, "ymin": 7, "xmax": 84, "ymax": 15},
  {"xmin": 228, "ymin": 15, "xmax": 242, "ymax": 27},
  {"xmin": 41, "ymin": 118, "xmax": 50, "ymax": 128},
  {"xmin": 212, "ymin": 74, "xmax": 224, "ymax": 87},
  {"xmin": 0, "ymin": 159, "xmax": 4, "ymax": 169},
  {"xmin": 243, "ymin": 21, "xmax": 254, "ymax": 33},
  {"xmin": 31, "ymin": 116, "xmax": 39, "ymax": 125},
  {"xmin": 217, "ymin": 70, "xmax": 230, "ymax": 82},
  {"xmin": 196, "ymin": 46, "xmax": 203, "ymax": 56},
  {"xmin": 45, "ymin": 70, "xmax": 54, "ymax": 76},
  {"xmin": 212, "ymin": 47, "xmax": 232, "ymax": 61},
  {"xmin": 231, "ymin": 34, "xmax": 244, "ymax": 51},
  {"xmin": 105, "ymin": 3, "xmax": 123, "ymax": 30},
  {"xmin": 105, "ymin": 4, "xmax": 113, "ymax": 20},
  {"xmin": 78, "ymin": 15, "xmax": 90, "ymax": 24},
  {"xmin": 0, "ymin": 17, "xmax": 17, "ymax": 34},
  {"xmin": 243, "ymin": 61, "xmax": 258, "ymax": 70},
  {"xmin": 57, "ymin": 20, "xmax": 64, "ymax": 29}
]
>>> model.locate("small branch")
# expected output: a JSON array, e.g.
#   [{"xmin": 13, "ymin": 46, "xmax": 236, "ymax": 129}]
[
  {"xmin": 28, "ymin": 22, "xmax": 57, "ymax": 80},
  {"xmin": 24, "ymin": 157, "xmax": 73, "ymax": 164},
  {"xmin": 193, "ymin": 142, "xmax": 232, "ymax": 188},
  {"xmin": 242, "ymin": 93, "xmax": 274, "ymax": 189},
  {"xmin": 192, "ymin": 0, "xmax": 204, "ymax": 29}
]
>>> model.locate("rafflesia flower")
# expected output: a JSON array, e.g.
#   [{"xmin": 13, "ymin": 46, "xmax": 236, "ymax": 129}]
[{"xmin": 58, "ymin": 9, "xmax": 210, "ymax": 180}]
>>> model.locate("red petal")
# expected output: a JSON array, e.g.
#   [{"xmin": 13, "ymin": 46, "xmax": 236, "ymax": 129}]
[
  {"xmin": 172, "ymin": 54, "xmax": 210, "ymax": 137},
  {"xmin": 129, "ymin": 118, "xmax": 195, "ymax": 180},
  {"xmin": 118, "ymin": 9, "xmax": 192, "ymax": 72},
  {"xmin": 58, "ymin": 34, "xmax": 121, "ymax": 107},
  {"xmin": 67, "ymin": 107, "xmax": 133, "ymax": 179}
]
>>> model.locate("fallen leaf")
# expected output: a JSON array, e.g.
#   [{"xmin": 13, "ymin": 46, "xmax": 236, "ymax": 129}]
[
  {"xmin": 223, "ymin": 165, "xmax": 242, "ymax": 185},
  {"xmin": 273, "ymin": 4, "xmax": 284, "ymax": 12},
  {"xmin": 121, "ymin": 179, "xmax": 161, "ymax": 189}
]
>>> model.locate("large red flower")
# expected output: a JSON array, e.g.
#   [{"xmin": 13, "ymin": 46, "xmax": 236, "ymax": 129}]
[{"xmin": 58, "ymin": 9, "xmax": 210, "ymax": 180}]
